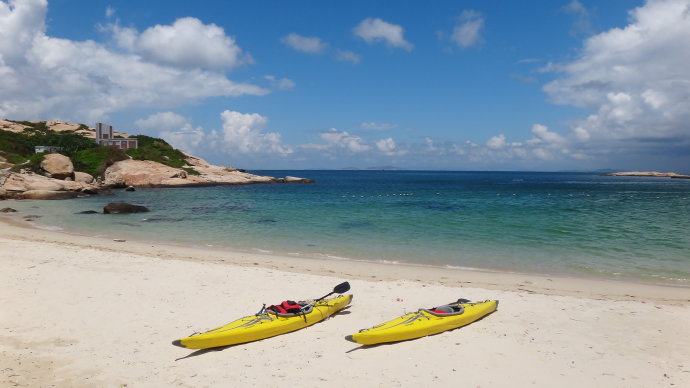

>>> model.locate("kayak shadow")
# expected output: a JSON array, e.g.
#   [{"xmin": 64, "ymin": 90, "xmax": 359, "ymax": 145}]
[
  {"xmin": 174, "ymin": 345, "xmax": 236, "ymax": 361},
  {"xmin": 345, "ymin": 332, "xmax": 456, "ymax": 352},
  {"xmin": 344, "ymin": 339, "xmax": 396, "ymax": 353}
]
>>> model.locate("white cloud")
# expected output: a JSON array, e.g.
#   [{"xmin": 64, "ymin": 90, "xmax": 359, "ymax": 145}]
[
  {"xmin": 105, "ymin": 6, "xmax": 116, "ymax": 19},
  {"xmin": 0, "ymin": 1, "xmax": 267, "ymax": 122},
  {"xmin": 135, "ymin": 112, "xmax": 206, "ymax": 153},
  {"xmin": 361, "ymin": 122, "xmax": 397, "ymax": 130},
  {"xmin": 320, "ymin": 128, "xmax": 371, "ymax": 152},
  {"xmin": 563, "ymin": 0, "xmax": 593, "ymax": 36},
  {"xmin": 0, "ymin": 0, "xmax": 47, "ymax": 64},
  {"xmin": 353, "ymin": 18, "xmax": 413, "ymax": 50},
  {"xmin": 486, "ymin": 134, "xmax": 507, "ymax": 149},
  {"xmin": 218, "ymin": 110, "xmax": 292, "ymax": 156},
  {"xmin": 376, "ymin": 137, "xmax": 397, "ymax": 155},
  {"xmin": 544, "ymin": 0, "xmax": 690, "ymax": 160},
  {"xmin": 451, "ymin": 10, "xmax": 484, "ymax": 49},
  {"xmin": 281, "ymin": 33, "xmax": 327, "ymax": 53},
  {"xmin": 264, "ymin": 75, "xmax": 296, "ymax": 90},
  {"xmin": 530, "ymin": 124, "xmax": 565, "ymax": 144},
  {"xmin": 136, "ymin": 111, "xmax": 189, "ymax": 131},
  {"xmin": 112, "ymin": 17, "xmax": 252, "ymax": 69},
  {"xmin": 424, "ymin": 137, "xmax": 437, "ymax": 152},
  {"xmin": 335, "ymin": 49, "xmax": 361, "ymax": 63}
]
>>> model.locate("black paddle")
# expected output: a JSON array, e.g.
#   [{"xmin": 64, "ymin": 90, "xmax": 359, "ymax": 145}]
[
  {"xmin": 257, "ymin": 281, "xmax": 351, "ymax": 316},
  {"xmin": 313, "ymin": 281, "xmax": 351, "ymax": 304}
]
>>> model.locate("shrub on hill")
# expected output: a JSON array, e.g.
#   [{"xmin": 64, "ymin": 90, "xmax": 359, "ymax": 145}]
[
  {"xmin": 125, "ymin": 135, "xmax": 195, "ymax": 171},
  {"xmin": 72, "ymin": 147, "xmax": 129, "ymax": 178},
  {"xmin": 2, "ymin": 121, "xmax": 96, "ymax": 159},
  {"xmin": 0, "ymin": 129, "xmax": 35, "ymax": 163}
]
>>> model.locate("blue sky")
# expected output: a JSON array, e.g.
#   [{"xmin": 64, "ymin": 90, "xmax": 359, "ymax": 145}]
[{"xmin": 2, "ymin": 0, "xmax": 690, "ymax": 172}]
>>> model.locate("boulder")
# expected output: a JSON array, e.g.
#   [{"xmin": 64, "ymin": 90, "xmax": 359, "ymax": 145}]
[
  {"xmin": 0, "ymin": 172, "xmax": 101, "ymax": 199},
  {"xmin": 103, "ymin": 159, "xmax": 310, "ymax": 187},
  {"xmin": 20, "ymin": 190, "xmax": 81, "ymax": 200},
  {"xmin": 125, "ymin": 186, "xmax": 136, "ymax": 191},
  {"xmin": 76, "ymin": 210, "xmax": 99, "ymax": 214},
  {"xmin": 74, "ymin": 171, "xmax": 94, "ymax": 183},
  {"xmin": 103, "ymin": 160, "xmax": 202, "ymax": 187},
  {"xmin": 1, "ymin": 207, "xmax": 17, "ymax": 212},
  {"xmin": 103, "ymin": 202, "xmax": 150, "ymax": 214},
  {"xmin": 40, "ymin": 153, "xmax": 74, "ymax": 180}
]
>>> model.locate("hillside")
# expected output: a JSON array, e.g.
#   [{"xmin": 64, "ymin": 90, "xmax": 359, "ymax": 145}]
[
  {"xmin": 0, "ymin": 120, "xmax": 313, "ymax": 200},
  {"xmin": 0, "ymin": 120, "xmax": 199, "ymax": 178}
]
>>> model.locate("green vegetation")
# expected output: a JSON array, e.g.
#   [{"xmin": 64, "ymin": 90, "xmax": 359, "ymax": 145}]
[
  {"xmin": 72, "ymin": 147, "xmax": 129, "ymax": 178},
  {"xmin": 182, "ymin": 167, "xmax": 201, "ymax": 176},
  {"xmin": 9, "ymin": 152, "xmax": 45, "ymax": 173},
  {"xmin": 0, "ymin": 129, "xmax": 35, "ymax": 161},
  {"xmin": 125, "ymin": 135, "xmax": 194, "ymax": 170},
  {"xmin": 0, "ymin": 122, "xmax": 199, "ymax": 178},
  {"xmin": 3, "ymin": 120, "xmax": 97, "ymax": 157}
]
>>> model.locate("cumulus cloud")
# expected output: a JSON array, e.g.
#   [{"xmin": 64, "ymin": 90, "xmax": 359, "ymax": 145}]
[
  {"xmin": 529, "ymin": 124, "xmax": 565, "ymax": 145},
  {"xmin": 353, "ymin": 18, "xmax": 413, "ymax": 50},
  {"xmin": 281, "ymin": 33, "xmax": 327, "ymax": 53},
  {"xmin": 320, "ymin": 129, "xmax": 371, "ymax": 152},
  {"xmin": 135, "ymin": 112, "xmax": 206, "ymax": 153},
  {"xmin": 486, "ymin": 134, "xmax": 507, "ymax": 149},
  {"xmin": 0, "ymin": 1, "xmax": 267, "ymax": 122},
  {"xmin": 450, "ymin": 10, "xmax": 484, "ymax": 49},
  {"xmin": 111, "ymin": 17, "xmax": 253, "ymax": 69},
  {"xmin": 376, "ymin": 137, "xmax": 407, "ymax": 156},
  {"xmin": 218, "ymin": 110, "xmax": 292, "ymax": 156},
  {"xmin": 543, "ymin": 0, "xmax": 690, "ymax": 163}
]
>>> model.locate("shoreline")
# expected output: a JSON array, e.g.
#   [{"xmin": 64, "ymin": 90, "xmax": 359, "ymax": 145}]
[
  {"xmin": 1, "ymin": 214, "xmax": 688, "ymax": 304},
  {"xmin": 1, "ymin": 215, "xmax": 689, "ymax": 387}
]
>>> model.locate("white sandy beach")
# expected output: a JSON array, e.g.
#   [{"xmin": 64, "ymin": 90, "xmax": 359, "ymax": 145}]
[{"xmin": 1, "ymin": 215, "xmax": 689, "ymax": 388}]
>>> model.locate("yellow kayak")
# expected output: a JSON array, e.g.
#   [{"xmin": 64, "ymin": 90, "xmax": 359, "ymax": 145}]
[
  {"xmin": 173, "ymin": 293, "xmax": 352, "ymax": 349},
  {"xmin": 347, "ymin": 299, "xmax": 497, "ymax": 345}
]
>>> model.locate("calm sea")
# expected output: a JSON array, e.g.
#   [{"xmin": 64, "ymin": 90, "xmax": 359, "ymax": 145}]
[{"xmin": 5, "ymin": 171, "xmax": 690, "ymax": 285}]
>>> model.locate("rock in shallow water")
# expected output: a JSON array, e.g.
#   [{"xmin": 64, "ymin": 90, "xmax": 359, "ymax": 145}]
[
  {"xmin": 103, "ymin": 202, "xmax": 150, "ymax": 214},
  {"xmin": 76, "ymin": 210, "xmax": 99, "ymax": 214}
]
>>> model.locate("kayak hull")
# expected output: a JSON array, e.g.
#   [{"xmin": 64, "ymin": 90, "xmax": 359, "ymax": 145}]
[
  {"xmin": 174, "ymin": 294, "xmax": 352, "ymax": 349},
  {"xmin": 349, "ymin": 299, "xmax": 497, "ymax": 345}
]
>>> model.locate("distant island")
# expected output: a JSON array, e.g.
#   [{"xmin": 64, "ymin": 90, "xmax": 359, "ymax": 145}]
[
  {"xmin": 0, "ymin": 120, "xmax": 313, "ymax": 200},
  {"xmin": 604, "ymin": 171, "xmax": 690, "ymax": 179}
]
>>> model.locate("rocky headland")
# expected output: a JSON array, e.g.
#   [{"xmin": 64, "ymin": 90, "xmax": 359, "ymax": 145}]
[{"xmin": 0, "ymin": 120, "xmax": 313, "ymax": 200}]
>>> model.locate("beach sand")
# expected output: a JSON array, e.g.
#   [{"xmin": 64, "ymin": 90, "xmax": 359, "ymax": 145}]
[{"xmin": 1, "ymin": 215, "xmax": 689, "ymax": 387}]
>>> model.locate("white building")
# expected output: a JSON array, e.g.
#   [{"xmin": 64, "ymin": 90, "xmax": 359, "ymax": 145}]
[{"xmin": 34, "ymin": 146, "xmax": 61, "ymax": 153}]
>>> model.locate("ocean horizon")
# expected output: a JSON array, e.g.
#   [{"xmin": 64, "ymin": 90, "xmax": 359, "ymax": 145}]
[{"xmin": 4, "ymin": 170, "xmax": 690, "ymax": 286}]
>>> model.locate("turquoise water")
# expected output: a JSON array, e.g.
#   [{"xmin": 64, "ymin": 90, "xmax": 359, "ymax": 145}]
[{"xmin": 4, "ymin": 171, "xmax": 690, "ymax": 285}]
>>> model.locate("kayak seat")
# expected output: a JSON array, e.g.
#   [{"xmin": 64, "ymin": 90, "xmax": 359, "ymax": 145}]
[
  {"xmin": 266, "ymin": 300, "xmax": 313, "ymax": 317},
  {"xmin": 423, "ymin": 304, "xmax": 465, "ymax": 316}
]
